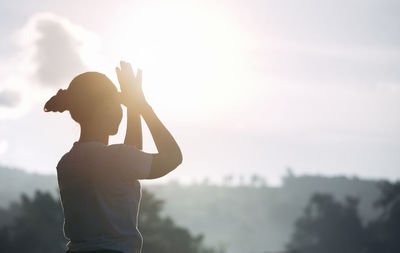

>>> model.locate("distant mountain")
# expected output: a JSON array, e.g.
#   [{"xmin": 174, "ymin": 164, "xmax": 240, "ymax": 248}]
[
  {"xmin": 0, "ymin": 165, "xmax": 58, "ymax": 208},
  {"xmin": 145, "ymin": 175, "xmax": 381, "ymax": 253},
  {"xmin": 0, "ymin": 165, "xmax": 382, "ymax": 253}
]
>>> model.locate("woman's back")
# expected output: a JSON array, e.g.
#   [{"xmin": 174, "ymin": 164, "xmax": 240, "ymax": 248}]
[{"xmin": 57, "ymin": 141, "xmax": 153, "ymax": 253}]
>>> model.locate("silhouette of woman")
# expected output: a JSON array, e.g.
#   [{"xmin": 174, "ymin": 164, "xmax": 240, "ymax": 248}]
[{"xmin": 44, "ymin": 61, "xmax": 183, "ymax": 253}]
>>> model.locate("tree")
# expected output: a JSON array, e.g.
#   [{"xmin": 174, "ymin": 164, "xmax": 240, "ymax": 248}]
[
  {"xmin": 0, "ymin": 189, "xmax": 220, "ymax": 253},
  {"xmin": 140, "ymin": 189, "xmax": 219, "ymax": 253},
  {"xmin": 286, "ymin": 193, "xmax": 368, "ymax": 253},
  {"xmin": 0, "ymin": 191, "xmax": 65, "ymax": 253},
  {"xmin": 366, "ymin": 181, "xmax": 400, "ymax": 253},
  {"xmin": 286, "ymin": 181, "xmax": 400, "ymax": 253}
]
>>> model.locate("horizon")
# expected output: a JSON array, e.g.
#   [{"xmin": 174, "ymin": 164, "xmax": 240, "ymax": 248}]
[{"xmin": 0, "ymin": 163, "xmax": 390, "ymax": 188}]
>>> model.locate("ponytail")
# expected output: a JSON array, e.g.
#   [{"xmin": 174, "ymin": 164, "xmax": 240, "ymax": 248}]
[{"xmin": 43, "ymin": 89, "xmax": 70, "ymax": 112}]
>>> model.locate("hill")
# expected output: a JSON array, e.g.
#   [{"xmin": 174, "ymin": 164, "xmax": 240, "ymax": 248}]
[
  {"xmin": 0, "ymin": 165, "xmax": 382, "ymax": 253},
  {"xmin": 0, "ymin": 165, "xmax": 58, "ymax": 207}
]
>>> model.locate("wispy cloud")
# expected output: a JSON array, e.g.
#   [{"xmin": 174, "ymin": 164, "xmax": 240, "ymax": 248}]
[
  {"xmin": 33, "ymin": 17, "xmax": 86, "ymax": 86},
  {"xmin": 0, "ymin": 12, "xmax": 101, "ymax": 119}
]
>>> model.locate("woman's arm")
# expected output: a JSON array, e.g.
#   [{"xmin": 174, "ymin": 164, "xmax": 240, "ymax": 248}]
[
  {"xmin": 125, "ymin": 108, "xmax": 143, "ymax": 149},
  {"xmin": 116, "ymin": 61, "xmax": 143, "ymax": 149},
  {"xmin": 116, "ymin": 61, "xmax": 182, "ymax": 179},
  {"xmin": 140, "ymin": 102, "xmax": 183, "ymax": 179}
]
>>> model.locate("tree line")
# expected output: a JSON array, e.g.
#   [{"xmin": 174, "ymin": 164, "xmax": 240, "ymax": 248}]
[
  {"xmin": 0, "ymin": 179, "xmax": 399, "ymax": 253},
  {"xmin": 0, "ymin": 189, "xmax": 222, "ymax": 253},
  {"xmin": 286, "ymin": 181, "xmax": 400, "ymax": 253}
]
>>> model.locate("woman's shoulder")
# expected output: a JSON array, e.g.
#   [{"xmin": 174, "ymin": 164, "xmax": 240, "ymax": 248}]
[
  {"xmin": 57, "ymin": 142, "xmax": 105, "ymax": 169},
  {"xmin": 56, "ymin": 151, "xmax": 71, "ymax": 170}
]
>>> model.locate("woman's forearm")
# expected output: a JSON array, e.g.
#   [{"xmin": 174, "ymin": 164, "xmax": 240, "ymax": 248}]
[
  {"xmin": 140, "ymin": 103, "xmax": 182, "ymax": 162},
  {"xmin": 124, "ymin": 108, "xmax": 143, "ymax": 149}
]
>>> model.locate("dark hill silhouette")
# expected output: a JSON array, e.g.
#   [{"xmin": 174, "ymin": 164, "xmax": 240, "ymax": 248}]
[
  {"xmin": 0, "ymin": 165, "xmax": 382, "ymax": 253},
  {"xmin": 0, "ymin": 165, "xmax": 58, "ymax": 208},
  {"xmin": 0, "ymin": 190, "xmax": 218, "ymax": 253}
]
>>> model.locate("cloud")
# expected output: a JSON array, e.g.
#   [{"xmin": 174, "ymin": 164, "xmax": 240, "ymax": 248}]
[
  {"xmin": 34, "ymin": 18, "xmax": 86, "ymax": 86},
  {"xmin": 18, "ymin": 12, "xmax": 100, "ymax": 87},
  {"xmin": 0, "ymin": 12, "xmax": 102, "ymax": 119},
  {"xmin": 0, "ymin": 90, "xmax": 20, "ymax": 107}
]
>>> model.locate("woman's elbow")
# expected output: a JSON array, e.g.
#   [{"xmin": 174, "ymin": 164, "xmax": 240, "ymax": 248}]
[{"xmin": 167, "ymin": 151, "xmax": 182, "ymax": 171}]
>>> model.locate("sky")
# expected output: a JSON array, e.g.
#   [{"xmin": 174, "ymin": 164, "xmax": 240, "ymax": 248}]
[{"xmin": 0, "ymin": 0, "xmax": 399, "ymax": 186}]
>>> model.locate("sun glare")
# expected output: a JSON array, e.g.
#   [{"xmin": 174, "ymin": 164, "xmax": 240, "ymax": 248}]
[{"xmin": 108, "ymin": 3, "xmax": 251, "ymax": 120}]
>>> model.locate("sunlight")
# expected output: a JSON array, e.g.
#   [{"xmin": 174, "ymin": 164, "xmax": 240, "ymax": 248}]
[{"xmin": 109, "ymin": 2, "xmax": 251, "ymax": 119}]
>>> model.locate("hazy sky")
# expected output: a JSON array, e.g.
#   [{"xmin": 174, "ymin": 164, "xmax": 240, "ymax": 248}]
[{"xmin": 0, "ymin": 0, "xmax": 399, "ymax": 185}]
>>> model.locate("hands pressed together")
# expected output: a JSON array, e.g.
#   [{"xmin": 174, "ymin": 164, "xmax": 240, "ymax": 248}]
[
  {"xmin": 115, "ymin": 61, "xmax": 183, "ymax": 178},
  {"xmin": 116, "ymin": 61, "xmax": 147, "ymax": 110}
]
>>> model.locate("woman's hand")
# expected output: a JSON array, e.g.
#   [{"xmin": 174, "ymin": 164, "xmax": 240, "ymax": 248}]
[{"xmin": 116, "ymin": 61, "xmax": 146, "ymax": 109}]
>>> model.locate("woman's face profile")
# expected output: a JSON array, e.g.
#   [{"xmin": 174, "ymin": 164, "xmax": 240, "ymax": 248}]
[{"xmin": 92, "ymin": 100, "xmax": 123, "ymax": 136}]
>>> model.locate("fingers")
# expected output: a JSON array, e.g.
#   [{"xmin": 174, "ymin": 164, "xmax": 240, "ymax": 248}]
[
  {"xmin": 117, "ymin": 60, "xmax": 142, "ymax": 83},
  {"xmin": 120, "ymin": 60, "xmax": 127, "ymax": 71},
  {"xmin": 120, "ymin": 60, "xmax": 126, "ymax": 72},
  {"xmin": 120, "ymin": 60, "xmax": 135, "ymax": 77},
  {"xmin": 115, "ymin": 66, "xmax": 121, "ymax": 75}
]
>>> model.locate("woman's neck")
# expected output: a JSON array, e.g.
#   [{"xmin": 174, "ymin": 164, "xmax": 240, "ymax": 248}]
[{"xmin": 78, "ymin": 125, "xmax": 109, "ymax": 145}]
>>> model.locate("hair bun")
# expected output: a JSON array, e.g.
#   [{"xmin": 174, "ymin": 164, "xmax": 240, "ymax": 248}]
[{"xmin": 44, "ymin": 89, "xmax": 70, "ymax": 112}]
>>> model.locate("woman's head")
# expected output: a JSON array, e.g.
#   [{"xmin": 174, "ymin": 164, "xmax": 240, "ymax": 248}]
[{"xmin": 44, "ymin": 72, "xmax": 123, "ymax": 135}]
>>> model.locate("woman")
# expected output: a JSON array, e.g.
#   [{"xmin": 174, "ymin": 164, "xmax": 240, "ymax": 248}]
[{"xmin": 44, "ymin": 61, "xmax": 183, "ymax": 253}]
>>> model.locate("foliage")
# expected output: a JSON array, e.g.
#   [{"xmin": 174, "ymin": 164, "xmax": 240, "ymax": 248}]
[
  {"xmin": 140, "ymin": 190, "xmax": 221, "ymax": 253},
  {"xmin": 286, "ymin": 193, "xmax": 367, "ymax": 253},
  {"xmin": 366, "ymin": 181, "xmax": 400, "ymax": 253},
  {"xmin": 0, "ymin": 166, "xmax": 386, "ymax": 253},
  {"xmin": 286, "ymin": 181, "xmax": 400, "ymax": 253},
  {"xmin": 0, "ymin": 189, "xmax": 219, "ymax": 253},
  {"xmin": 0, "ymin": 191, "xmax": 65, "ymax": 253}
]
